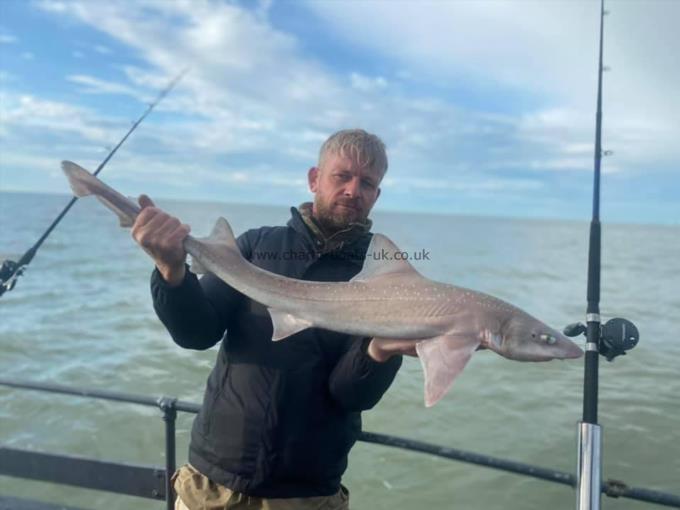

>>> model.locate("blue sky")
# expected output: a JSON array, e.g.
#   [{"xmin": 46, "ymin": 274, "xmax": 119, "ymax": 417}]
[{"xmin": 1, "ymin": 0, "xmax": 678, "ymax": 224}]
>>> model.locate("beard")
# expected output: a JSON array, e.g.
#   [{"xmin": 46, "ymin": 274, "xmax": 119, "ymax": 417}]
[{"xmin": 313, "ymin": 197, "xmax": 366, "ymax": 233}]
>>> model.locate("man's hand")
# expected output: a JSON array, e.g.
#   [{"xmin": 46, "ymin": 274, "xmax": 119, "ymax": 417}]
[
  {"xmin": 131, "ymin": 195, "xmax": 191, "ymax": 287},
  {"xmin": 367, "ymin": 338, "xmax": 419, "ymax": 363}
]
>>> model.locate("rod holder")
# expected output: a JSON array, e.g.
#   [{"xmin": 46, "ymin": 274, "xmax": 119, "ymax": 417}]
[{"xmin": 577, "ymin": 422, "xmax": 602, "ymax": 510}]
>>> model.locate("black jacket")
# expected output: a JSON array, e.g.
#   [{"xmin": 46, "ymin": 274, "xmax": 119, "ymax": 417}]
[{"xmin": 151, "ymin": 207, "xmax": 402, "ymax": 497}]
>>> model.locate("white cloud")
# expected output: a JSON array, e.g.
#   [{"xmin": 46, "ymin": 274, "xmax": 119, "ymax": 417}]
[
  {"xmin": 0, "ymin": 71, "xmax": 16, "ymax": 83},
  {"xmin": 0, "ymin": 153, "xmax": 65, "ymax": 178},
  {"xmin": 10, "ymin": 0, "xmax": 674, "ymax": 221},
  {"xmin": 0, "ymin": 34, "xmax": 17, "ymax": 44},
  {"xmin": 350, "ymin": 73, "xmax": 387, "ymax": 92},
  {"xmin": 93, "ymin": 44, "xmax": 112, "ymax": 55},
  {"xmin": 304, "ymin": 0, "xmax": 680, "ymax": 176},
  {"xmin": 36, "ymin": 0, "xmax": 68, "ymax": 13},
  {"xmin": 1, "ymin": 93, "xmax": 118, "ymax": 144},
  {"xmin": 35, "ymin": 1, "xmax": 340, "ymax": 118},
  {"xmin": 385, "ymin": 176, "xmax": 543, "ymax": 193},
  {"xmin": 305, "ymin": 1, "xmax": 599, "ymax": 98},
  {"xmin": 21, "ymin": 52, "xmax": 34, "ymax": 60},
  {"xmin": 67, "ymin": 74, "xmax": 145, "ymax": 98},
  {"xmin": 562, "ymin": 143, "xmax": 593, "ymax": 156},
  {"xmin": 217, "ymin": 170, "xmax": 306, "ymax": 189}
]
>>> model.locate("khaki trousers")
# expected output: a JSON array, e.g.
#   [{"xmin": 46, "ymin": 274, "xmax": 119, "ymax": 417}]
[{"xmin": 173, "ymin": 464, "xmax": 350, "ymax": 510}]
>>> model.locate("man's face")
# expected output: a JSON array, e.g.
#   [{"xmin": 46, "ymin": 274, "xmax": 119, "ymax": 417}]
[{"xmin": 308, "ymin": 152, "xmax": 383, "ymax": 231}]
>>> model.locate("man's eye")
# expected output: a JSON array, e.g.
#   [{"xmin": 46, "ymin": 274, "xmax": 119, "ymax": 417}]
[{"xmin": 362, "ymin": 180, "xmax": 376, "ymax": 189}]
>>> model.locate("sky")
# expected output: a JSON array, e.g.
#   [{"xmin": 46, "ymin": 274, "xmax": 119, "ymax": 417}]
[{"xmin": 0, "ymin": 0, "xmax": 678, "ymax": 224}]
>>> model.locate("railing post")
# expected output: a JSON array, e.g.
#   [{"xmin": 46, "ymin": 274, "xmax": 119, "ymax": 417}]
[{"xmin": 158, "ymin": 396, "xmax": 178, "ymax": 510}]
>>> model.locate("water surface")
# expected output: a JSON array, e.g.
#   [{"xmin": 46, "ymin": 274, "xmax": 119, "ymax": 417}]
[{"xmin": 1, "ymin": 192, "xmax": 678, "ymax": 509}]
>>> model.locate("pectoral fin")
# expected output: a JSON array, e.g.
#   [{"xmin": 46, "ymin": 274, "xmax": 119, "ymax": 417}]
[
  {"xmin": 416, "ymin": 334, "xmax": 480, "ymax": 407},
  {"xmin": 268, "ymin": 308, "xmax": 313, "ymax": 341}
]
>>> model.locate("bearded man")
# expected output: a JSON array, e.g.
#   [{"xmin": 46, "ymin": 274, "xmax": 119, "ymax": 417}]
[{"xmin": 132, "ymin": 129, "xmax": 415, "ymax": 510}]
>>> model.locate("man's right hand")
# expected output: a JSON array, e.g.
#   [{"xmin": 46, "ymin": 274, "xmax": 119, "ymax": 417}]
[{"xmin": 131, "ymin": 195, "xmax": 191, "ymax": 287}]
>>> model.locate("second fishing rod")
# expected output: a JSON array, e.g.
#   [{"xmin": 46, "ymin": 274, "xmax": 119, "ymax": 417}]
[
  {"xmin": 0, "ymin": 70, "xmax": 187, "ymax": 299},
  {"xmin": 567, "ymin": 2, "xmax": 640, "ymax": 509}
]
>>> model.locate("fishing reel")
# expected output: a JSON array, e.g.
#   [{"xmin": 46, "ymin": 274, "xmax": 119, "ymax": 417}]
[
  {"xmin": 0, "ymin": 257, "xmax": 26, "ymax": 296},
  {"xmin": 564, "ymin": 318, "xmax": 639, "ymax": 362},
  {"xmin": 0, "ymin": 259, "xmax": 21, "ymax": 297}
]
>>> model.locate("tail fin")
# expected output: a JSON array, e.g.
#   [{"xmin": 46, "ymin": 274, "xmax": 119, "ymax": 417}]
[
  {"xmin": 62, "ymin": 160, "xmax": 97, "ymax": 197},
  {"xmin": 61, "ymin": 160, "xmax": 140, "ymax": 227}
]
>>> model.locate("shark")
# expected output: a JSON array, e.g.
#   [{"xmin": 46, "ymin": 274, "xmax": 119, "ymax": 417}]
[{"xmin": 62, "ymin": 160, "xmax": 583, "ymax": 407}]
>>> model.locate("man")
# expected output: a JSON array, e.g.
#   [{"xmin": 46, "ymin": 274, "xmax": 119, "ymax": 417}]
[{"xmin": 132, "ymin": 129, "xmax": 416, "ymax": 509}]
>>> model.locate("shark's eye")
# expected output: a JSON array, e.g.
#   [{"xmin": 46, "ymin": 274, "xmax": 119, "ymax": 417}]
[{"xmin": 540, "ymin": 334, "xmax": 557, "ymax": 344}]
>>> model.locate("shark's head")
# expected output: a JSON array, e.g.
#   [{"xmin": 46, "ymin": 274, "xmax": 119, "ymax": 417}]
[{"xmin": 490, "ymin": 312, "xmax": 583, "ymax": 361}]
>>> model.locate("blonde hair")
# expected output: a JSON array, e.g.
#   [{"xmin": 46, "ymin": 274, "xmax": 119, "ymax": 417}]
[{"xmin": 318, "ymin": 129, "xmax": 388, "ymax": 176}]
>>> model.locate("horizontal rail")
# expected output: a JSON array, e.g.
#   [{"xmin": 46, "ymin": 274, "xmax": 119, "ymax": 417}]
[
  {"xmin": 0, "ymin": 377, "xmax": 200, "ymax": 414},
  {"xmin": 1, "ymin": 378, "xmax": 679, "ymax": 508},
  {"xmin": 0, "ymin": 447, "xmax": 165, "ymax": 500},
  {"xmin": 360, "ymin": 432, "xmax": 680, "ymax": 508},
  {"xmin": 360, "ymin": 431, "xmax": 575, "ymax": 485},
  {"xmin": 0, "ymin": 495, "xmax": 86, "ymax": 510}
]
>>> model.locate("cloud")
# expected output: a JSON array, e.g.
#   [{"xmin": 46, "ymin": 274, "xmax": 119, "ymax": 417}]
[
  {"xmin": 67, "ymin": 74, "xmax": 145, "ymax": 98},
  {"xmin": 304, "ymin": 0, "xmax": 680, "ymax": 176},
  {"xmin": 1, "ymin": 93, "xmax": 120, "ymax": 144},
  {"xmin": 350, "ymin": 73, "xmax": 387, "ymax": 92},
  {"xmin": 25, "ymin": 1, "xmax": 552, "ymax": 167},
  {"xmin": 384, "ymin": 176, "xmax": 543, "ymax": 193},
  {"xmin": 216, "ymin": 169, "xmax": 306, "ymax": 189},
  {"xmin": 305, "ymin": 1, "xmax": 598, "ymax": 97},
  {"xmin": 35, "ymin": 0, "xmax": 68, "ymax": 13},
  {"xmin": 93, "ymin": 44, "xmax": 112, "ymax": 54},
  {"xmin": 0, "ymin": 71, "xmax": 16, "ymax": 83},
  {"xmin": 0, "ymin": 153, "xmax": 66, "ymax": 178},
  {"xmin": 8, "ymin": 0, "xmax": 675, "ymax": 222},
  {"xmin": 0, "ymin": 34, "xmax": 17, "ymax": 44}
]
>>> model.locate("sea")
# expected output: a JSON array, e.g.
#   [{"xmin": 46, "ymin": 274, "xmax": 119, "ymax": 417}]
[{"xmin": 1, "ymin": 191, "xmax": 678, "ymax": 509}]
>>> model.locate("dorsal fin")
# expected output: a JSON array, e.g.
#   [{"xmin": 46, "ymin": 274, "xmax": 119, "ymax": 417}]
[
  {"xmin": 205, "ymin": 217, "xmax": 238, "ymax": 248},
  {"xmin": 190, "ymin": 217, "xmax": 238, "ymax": 274},
  {"xmin": 351, "ymin": 233, "xmax": 420, "ymax": 282}
]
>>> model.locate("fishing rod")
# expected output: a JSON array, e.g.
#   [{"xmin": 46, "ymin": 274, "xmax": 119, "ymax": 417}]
[
  {"xmin": 562, "ymin": 2, "xmax": 639, "ymax": 509},
  {"xmin": 0, "ymin": 69, "xmax": 187, "ymax": 298}
]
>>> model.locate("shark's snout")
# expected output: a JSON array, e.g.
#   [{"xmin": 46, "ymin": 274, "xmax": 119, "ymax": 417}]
[
  {"xmin": 499, "ymin": 318, "xmax": 585, "ymax": 362},
  {"xmin": 560, "ymin": 336, "xmax": 584, "ymax": 359},
  {"xmin": 540, "ymin": 328, "xmax": 584, "ymax": 360}
]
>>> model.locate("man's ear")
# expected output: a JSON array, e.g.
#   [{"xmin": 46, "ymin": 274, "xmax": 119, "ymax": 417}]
[{"xmin": 308, "ymin": 166, "xmax": 319, "ymax": 192}]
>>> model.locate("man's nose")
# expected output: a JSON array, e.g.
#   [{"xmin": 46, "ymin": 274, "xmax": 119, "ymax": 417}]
[{"xmin": 343, "ymin": 177, "xmax": 361, "ymax": 197}]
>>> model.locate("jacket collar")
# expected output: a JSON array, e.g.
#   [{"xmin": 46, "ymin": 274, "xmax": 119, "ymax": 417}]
[{"xmin": 287, "ymin": 203, "xmax": 372, "ymax": 262}]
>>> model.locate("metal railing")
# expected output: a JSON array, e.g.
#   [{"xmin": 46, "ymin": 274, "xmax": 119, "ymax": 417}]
[{"xmin": 1, "ymin": 378, "xmax": 679, "ymax": 509}]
